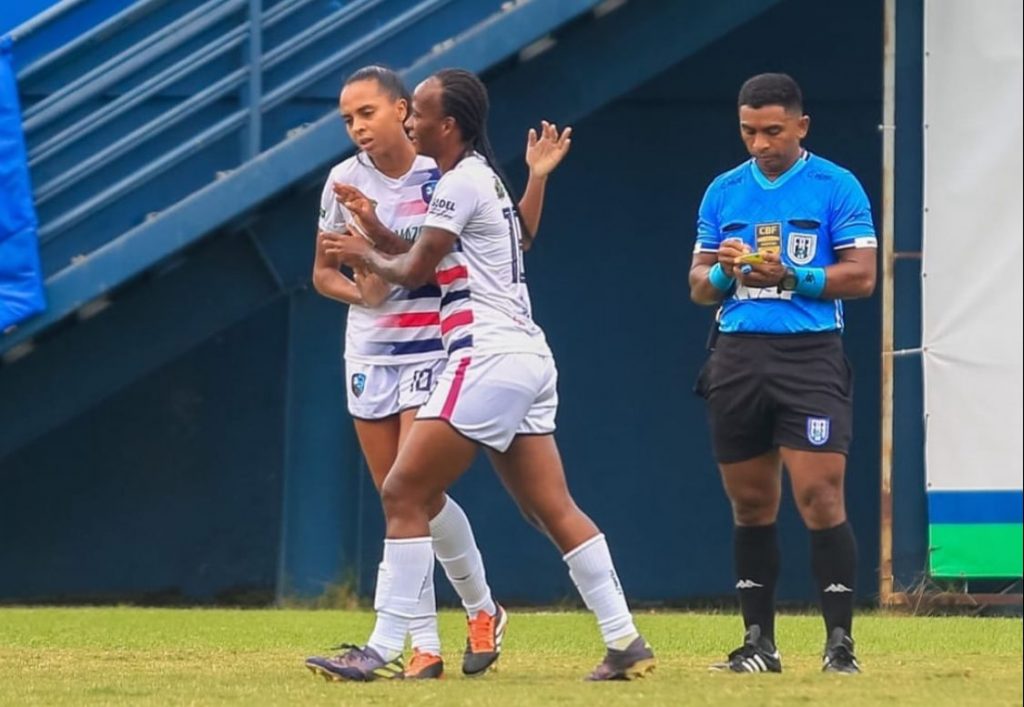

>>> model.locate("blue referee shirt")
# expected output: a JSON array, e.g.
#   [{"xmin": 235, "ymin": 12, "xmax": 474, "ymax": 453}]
[{"xmin": 695, "ymin": 151, "xmax": 876, "ymax": 334}]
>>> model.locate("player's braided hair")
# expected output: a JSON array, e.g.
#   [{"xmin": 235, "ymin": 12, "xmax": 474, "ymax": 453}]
[
  {"xmin": 345, "ymin": 65, "xmax": 411, "ymax": 107},
  {"xmin": 435, "ymin": 69, "xmax": 529, "ymax": 236}
]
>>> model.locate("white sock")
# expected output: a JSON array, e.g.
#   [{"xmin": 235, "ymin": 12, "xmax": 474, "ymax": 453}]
[
  {"xmin": 429, "ymin": 495, "xmax": 497, "ymax": 617},
  {"xmin": 407, "ymin": 556, "xmax": 441, "ymax": 654},
  {"xmin": 564, "ymin": 533, "xmax": 639, "ymax": 649},
  {"xmin": 367, "ymin": 537, "xmax": 433, "ymax": 661}
]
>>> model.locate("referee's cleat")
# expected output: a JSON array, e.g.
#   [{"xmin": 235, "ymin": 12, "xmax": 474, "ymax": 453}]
[
  {"xmin": 710, "ymin": 625, "xmax": 782, "ymax": 673},
  {"xmin": 822, "ymin": 627, "xmax": 861, "ymax": 674},
  {"xmin": 586, "ymin": 636, "xmax": 657, "ymax": 681},
  {"xmin": 462, "ymin": 605, "xmax": 507, "ymax": 676},
  {"xmin": 405, "ymin": 648, "xmax": 445, "ymax": 679},
  {"xmin": 305, "ymin": 644, "xmax": 404, "ymax": 682}
]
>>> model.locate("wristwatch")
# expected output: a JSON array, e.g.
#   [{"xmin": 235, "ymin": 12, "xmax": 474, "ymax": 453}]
[{"xmin": 778, "ymin": 266, "xmax": 798, "ymax": 293}]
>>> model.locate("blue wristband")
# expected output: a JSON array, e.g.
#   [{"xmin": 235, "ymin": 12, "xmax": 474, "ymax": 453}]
[
  {"xmin": 792, "ymin": 266, "xmax": 826, "ymax": 297},
  {"xmin": 708, "ymin": 262, "xmax": 735, "ymax": 292}
]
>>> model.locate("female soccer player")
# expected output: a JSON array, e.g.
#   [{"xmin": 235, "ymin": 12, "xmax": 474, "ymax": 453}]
[
  {"xmin": 305, "ymin": 66, "xmax": 571, "ymax": 680},
  {"xmin": 319, "ymin": 68, "xmax": 655, "ymax": 682}
]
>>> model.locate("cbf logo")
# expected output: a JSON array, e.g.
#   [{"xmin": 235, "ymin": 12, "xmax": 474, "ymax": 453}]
[
  {"xmin": 788, "ymin": 232, "xmax": 817, "ymax": 265},
  {"xmin": 421, "ymin": 179, "xmax": 438, "ymax": 205},
  {"xmin": 351, "ymin": 372, "xmax": 367, "ymax": 398},
  {"xmin": 806, "ymin": 416, "xmax": 830, "ymax": 446}
]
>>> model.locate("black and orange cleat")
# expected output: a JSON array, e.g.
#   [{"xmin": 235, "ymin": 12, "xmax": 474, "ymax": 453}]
[
  {"xmin": 462, "ymin": 605, "xmax": 507, "ymax": 676},
  {"xmin": 405, "ymin": 648, "xmax": 445, "ymax": 679}
]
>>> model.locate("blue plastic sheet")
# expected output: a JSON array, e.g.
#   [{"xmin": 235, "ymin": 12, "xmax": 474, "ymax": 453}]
[{"xmin": 0, "ymin": 35, "xmax": 45, "ymax": 332}]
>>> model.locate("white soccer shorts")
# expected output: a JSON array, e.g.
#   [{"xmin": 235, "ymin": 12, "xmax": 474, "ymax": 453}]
[
  {"xmin": 345, "ymin": 359, "xmax": 446, "ymax": 420},
  {"xmin": 416, "ymin": 352, "xmax": 558, "ymax": 452}
]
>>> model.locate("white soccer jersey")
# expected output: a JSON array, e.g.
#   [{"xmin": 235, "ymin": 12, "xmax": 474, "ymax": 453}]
[
  {"xmin": 421, "ymin": 153, "xmax": 551, "ymax": 357},
  {"xmin": 318, "ymin": 153, "xmax": 445, "ymax": 365}
]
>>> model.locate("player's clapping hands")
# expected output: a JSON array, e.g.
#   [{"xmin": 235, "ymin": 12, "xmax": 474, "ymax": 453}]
[{"xmin": 525, "ymin": 120, "xmax": 572, "ymax": 178}]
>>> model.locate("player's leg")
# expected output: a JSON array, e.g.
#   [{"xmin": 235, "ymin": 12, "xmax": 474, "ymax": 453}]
[
  {"xmin": 354, "ymin": 363, "xmax": 445, "ymax": 672},
  {"xmin": 360, "ymin": 354, "xmax": 483, "ymax": 671},
  {"xmin": 395, "ymin": 360, "xmax": 500, "ymax": 677},
  {"xmin": 310, "ymin": 418, "xmax": 477, "ymax": 682},
  {"xmin": 487, "ymin": 434, "xmax": 654, "ymax": 680},
  {"xmin": 394, "ymin": 404, "xmax": 445, "ymax": 678},
  {"xmin": 366, "ymin": 420, "xmax": 477, "ymax": 652},
  {"xmin": 485, "ymin": 355, "xmax": 653, "ymax": 680},
  {"xmin": 773, "ymin": 334, "xmax": 859, "ymax": 673},
  {"xmin": 348, "ymin": 361, "xmax": 404, "ymax": 491},
  {"xmin": 352, "ymin": 416, "xmax": 401, "ymax": 490}
]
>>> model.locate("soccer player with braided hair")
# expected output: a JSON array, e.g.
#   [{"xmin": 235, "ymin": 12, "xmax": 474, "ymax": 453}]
[{"xmin": 319, "ymin": 68, "xmax": 656, "ymax": 682}]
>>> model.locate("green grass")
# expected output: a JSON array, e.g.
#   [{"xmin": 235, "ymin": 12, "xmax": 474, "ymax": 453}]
[{"xmin": 0, "ymin": 608, "xmax": 1020, "ymax": 706}]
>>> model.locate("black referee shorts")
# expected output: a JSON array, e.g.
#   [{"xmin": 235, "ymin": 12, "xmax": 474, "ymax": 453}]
[{"xmin": 694, "ymin": 332, "xmax": 853, "ymax": 464}]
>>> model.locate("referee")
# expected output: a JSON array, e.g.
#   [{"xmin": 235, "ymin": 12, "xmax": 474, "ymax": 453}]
[{"xmin": 689, "ymin": 73, "xmax": 876, "ymax": 674}]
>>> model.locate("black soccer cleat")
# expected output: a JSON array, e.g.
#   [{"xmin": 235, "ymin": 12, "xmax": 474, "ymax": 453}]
[
  {"xmin": 822, "ymin": 627, "xmax": 861, "ymax": 674},
  {"xmin": 710, "ymin": 625, "xmax": 782, "ymax": 673}
]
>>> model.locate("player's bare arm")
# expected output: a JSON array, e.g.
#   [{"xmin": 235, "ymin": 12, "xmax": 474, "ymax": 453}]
[
  {"xmin": 312, "ymin": 230, "xmax": 366, "ymax": 305},
  {"xmin": 519, "ymin": 120, "xmax": 572, "ymax": 250},
  {"xmin": 325, "ymin": 227, "xmax": 455, "ymax": 290}
]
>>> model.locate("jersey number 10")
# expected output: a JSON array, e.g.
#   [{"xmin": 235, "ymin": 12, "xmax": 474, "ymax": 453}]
[{"xmin": 502, "ymin": 207, "xmax": 527, "ymax": 284}]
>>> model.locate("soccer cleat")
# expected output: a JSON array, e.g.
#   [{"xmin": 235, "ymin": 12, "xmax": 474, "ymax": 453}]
[
  {"xmin": 822, "ymin": 627, "xmax": 861, "ymax": 674},
  {"xmin": 710, "ymin": 625, "xmax": 783, "ymax": 673},
  {"xmin": 304, "ymin": 644, "xmax": 404, "ymax": 682},
  {"xmin": 405, "ymin": 648, "xmax": 445, "ymax": 679},
  {"xmin": 462, "ymin": 604, "xmax": 508, "ymax": 676},
  {"xmin": 585, "ymin": 635, "xmax": 657, "ymax": 681}
]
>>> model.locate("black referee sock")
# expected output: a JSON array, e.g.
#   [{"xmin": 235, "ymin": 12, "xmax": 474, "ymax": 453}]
[
  {"xmin": 734, "ymin": 523, "xmax": 780, "ymax": 643},
  {"xmin": 810, "ymin": 521, "xmax": 857, "ymax": 635}
]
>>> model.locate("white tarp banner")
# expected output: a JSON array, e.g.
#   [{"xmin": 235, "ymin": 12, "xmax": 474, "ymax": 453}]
[{"xmin": 922, "ymin": 0, "xmax": 1024, "ymax": 493}]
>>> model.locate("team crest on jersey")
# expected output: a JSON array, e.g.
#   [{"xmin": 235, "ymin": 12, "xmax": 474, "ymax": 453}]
[
  {"xmin": 788, "ymin": 232, "xmax": 817, "ymax": 265},
  {"xmin": 807, "ymin": 416, "xmax": 830, "ymax": 446},
  {"xmin": 351, "ymin": 373, "xmax": 367, "ymax": 398},
  {"xmin": 493, "ymin": 176, "xmax": 506, "ymax": 200},
  {"xmin": 421, "ymin": 179, "xmax": 438, "ymax": 204}
]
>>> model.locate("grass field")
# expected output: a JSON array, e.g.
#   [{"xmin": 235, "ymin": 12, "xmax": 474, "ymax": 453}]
[{"xmin": 0, "ymin": 608, "xmax": 1020, "ymax": 706}]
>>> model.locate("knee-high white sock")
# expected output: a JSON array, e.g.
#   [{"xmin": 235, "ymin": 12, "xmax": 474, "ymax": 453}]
[
  {"xmin": 564, "ymin": 533, "xmax": 639, "ymax": 649},
  {"xmin": 367, "ymin": 537, "xmax": 433, "ymax": 661},
  {"xmin": 429, "ymin": 495, "xmax": 497, "ymax": 618},
  {"xmin": 407, "ymin": 556, "xmax": 441, "ymax": 654}
]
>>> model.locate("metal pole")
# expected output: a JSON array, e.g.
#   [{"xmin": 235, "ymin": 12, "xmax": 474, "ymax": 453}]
[
  {"xmin": 247, "ymin": 0, "xmax": 263, "ymax": 159},
  {"xmin": 6, "ymin": 0, "xmax": 90, "ymax": 42},
  {"xmin": 879, "ymin": 0, "xmax": 897, "ymax": 607}
]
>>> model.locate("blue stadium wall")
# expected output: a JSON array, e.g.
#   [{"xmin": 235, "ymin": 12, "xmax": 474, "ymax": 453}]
[{"xmin": 1, "ymin": 0, "xmax": 922, "ymax": 605}]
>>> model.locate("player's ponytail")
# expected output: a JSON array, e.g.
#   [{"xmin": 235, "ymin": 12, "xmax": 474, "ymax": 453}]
[{"xmin": 435, "ymin": 69, "xmax": 529, "ymax": 237}]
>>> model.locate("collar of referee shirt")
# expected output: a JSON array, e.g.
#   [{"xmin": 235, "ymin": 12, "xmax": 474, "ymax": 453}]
[{"xmin": 751, "ymin": 150, "xmax": 811, "ymax": 190}]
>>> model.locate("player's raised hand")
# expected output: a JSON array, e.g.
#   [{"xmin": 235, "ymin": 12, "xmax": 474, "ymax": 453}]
[
  {"xmin": 333, "ymin": 183, "xmax": 383, "ymax": 236},
  {"xmin": 717, "ymin": 238, "xmax": 749, "ymax": 278},
  {"xmin": 736, "ymin": 250, "xmax": 786, "ymax": 289},
  {"xmin": 525, "ymin": 120, "xmax": 572, "ymax": 178}
]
